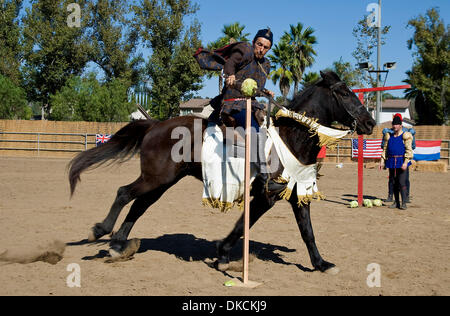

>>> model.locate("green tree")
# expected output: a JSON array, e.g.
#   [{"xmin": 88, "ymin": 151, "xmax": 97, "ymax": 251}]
[
  {"xmin": 207, "ymin": 22, "xmax": 250, "ymax": 94},
  {"xmin": 210, "ymin": 22, "xmax": 250, "ymax": 49},
  {"xmin": 0, "ymin": 0, "xmax": 24, "ymax": 85},
  {"xmin": 352, "ymin": 16, "xmax": 391, "ymax": 111},
  {"xmin": 268, "ymin": 40, "xmax": 293, "ymax": 102},
  {"xmin": 0, "ymin": 74, "xmax": 31, "ymax": 119},
  {"xmin": 300, "ymin": 71, "xmax": 320, "ymax": 88},
  {"xmin": 133, "ymin": 0, "xmax": 204, "ymax": 120},
  {"xmin": 352, "ymin": 16, "xmax": 391, "ymax": 88},
  {"xmin": 326, "ymin": 57, "xmax": 362, "ymax": 88},
  {"xmin": 50, "ymin": 73, "xmax": 135, "ymax": 122},
  {"xmin": 21, "ymin": 0, "xmax": 91, "ymax": 116},
  {"xmin": 86, "ymin": 0, "xmax": 143, "ymax": 85},
  {"xmin": 405, "ymin": 7, "xmax": 449, "ymax": 125},
  {"xmin": 282, "ymin": 23, "xmax": 317, "ymax": 94}
]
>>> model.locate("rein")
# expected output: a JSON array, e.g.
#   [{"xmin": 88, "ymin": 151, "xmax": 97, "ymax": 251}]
[
  {"xmin": 260, "ymin": 83, "xmax": 356, "ymax": 134},
  {"xmin": 328, "ymin": 81, "xmax": 361, "ymax": 134}
]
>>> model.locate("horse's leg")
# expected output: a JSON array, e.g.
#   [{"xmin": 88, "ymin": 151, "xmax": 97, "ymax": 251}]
[
  {"xmin": 108, "ymin": 182, "xmax": 174, "ymax": 256},
  {"xmin": 215, "ymin": 193, "xmax": 276, "ymax": 270},
  {"xmin": 88, "ymin": 176, "xmax": 150, "ymax": 242},
  {"xmin": 290, "ymin": 199, "xmax": 336, "ymax": 273}
]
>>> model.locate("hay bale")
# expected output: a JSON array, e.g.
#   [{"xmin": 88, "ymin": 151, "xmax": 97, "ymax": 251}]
[
  {"xmin": 364, "ymin": 162, "xmax": 378, "ymax": 169},
  {"xmin": 414, "ymin": 161, "xmax": 448, "ymax": 173}
]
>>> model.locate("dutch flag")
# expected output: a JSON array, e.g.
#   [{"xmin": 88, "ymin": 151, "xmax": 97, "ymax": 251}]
[{"xmin": 413, "ymin": 140, "xmax": 441, "ymax": 161}]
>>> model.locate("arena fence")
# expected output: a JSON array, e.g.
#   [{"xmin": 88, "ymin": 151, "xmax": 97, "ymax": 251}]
[
  {"xmin": 0, "ymin": 120, "xmax": 126, "ymax": 158},
  {"xmin": 0, "ymin": 120, "xmax": 449, "ymax": 167}
]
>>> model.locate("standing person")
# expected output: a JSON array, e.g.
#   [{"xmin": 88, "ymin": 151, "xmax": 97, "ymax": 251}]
[
  {"xmin": 381, "ymin": 113, "xmax": 416, "ymax": 203},
  {"xmin": 379, "ymin": 115, "xmax": 414, "ymax": 210}
]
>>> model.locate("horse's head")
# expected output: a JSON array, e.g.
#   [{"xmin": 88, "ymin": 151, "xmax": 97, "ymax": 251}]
[{"xmin": 318, "ymin": 71, "xmax": 376, "ymax": 135}]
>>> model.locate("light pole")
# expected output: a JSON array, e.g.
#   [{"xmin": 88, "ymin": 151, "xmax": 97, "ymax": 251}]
[
  {"xmin": 376, "ymin": 0, "xmax": 382, "ymax": 125},
  {"xmin": 358, "ymin": 61, "xmax": 396, "ymax": 119}
]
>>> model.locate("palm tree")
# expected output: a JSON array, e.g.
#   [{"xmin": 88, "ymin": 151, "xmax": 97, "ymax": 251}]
[
  {"xmin": 328, "ymin": 57, "xmax": 362, "ymax": 88},
  {"xmin": 268, "ymin": 41, "xmax": 294, "ymax": 103},
  {"xmin": 207, "ymin": 22, "xmax": 250, "ymax": 93},
  {"xmin": 282, "ymin": 23, "xmax": 317, "ymax": 94},
  {"xmin": 301, "ymin": 71, "xmax": 320, "ymax": 88}
]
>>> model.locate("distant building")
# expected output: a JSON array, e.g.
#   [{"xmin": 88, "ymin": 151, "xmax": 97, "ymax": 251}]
[
  {"xmin": 130, "ymin": 109, "xmax": 148, "ymax": 121},
  {"xmin": 179, "ymin": 98, "xmax": 212, "ymax": 118},
  {"xmin": 369, "ymin": 99, "xmax": 415, "ymax": 126}
]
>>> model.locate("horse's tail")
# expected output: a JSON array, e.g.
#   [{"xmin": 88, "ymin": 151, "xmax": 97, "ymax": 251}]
[{"xmin": 68, "ymin": 119, "xmax": 158, "ymax": 196}]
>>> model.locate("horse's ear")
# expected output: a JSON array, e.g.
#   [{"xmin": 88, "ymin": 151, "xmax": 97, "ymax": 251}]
[{"xmin": 320, "ymin": 71, "xmax": 334, "ymax": 86}]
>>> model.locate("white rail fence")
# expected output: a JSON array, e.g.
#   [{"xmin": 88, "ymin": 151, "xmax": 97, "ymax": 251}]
[{"xmin": 0, "ymin": 131, "xmax": 449, "ymax": 166}]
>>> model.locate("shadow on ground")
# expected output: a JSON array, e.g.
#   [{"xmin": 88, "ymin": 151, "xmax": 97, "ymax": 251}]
[{"xmin": 68, "ymin": 233, "xmax": 315, "ymax": 271}]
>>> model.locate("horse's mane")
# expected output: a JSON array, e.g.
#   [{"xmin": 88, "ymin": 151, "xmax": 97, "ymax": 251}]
[{"xmin": 286, "ymin": 79, "xmax": 323, "ymax": 113}]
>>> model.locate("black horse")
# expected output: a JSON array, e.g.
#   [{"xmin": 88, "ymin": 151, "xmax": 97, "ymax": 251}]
[{"xmin": 68, "ymin": 71, "xmax": 376, "ymax": 273}]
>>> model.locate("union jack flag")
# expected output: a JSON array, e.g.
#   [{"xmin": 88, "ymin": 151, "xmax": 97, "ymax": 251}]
[
  {"xmin": 352, "ymin": 139, "xmax": 383, "ymax": 159},
  {"xmin": 96, "ymin": 134, "xmax": 111, "ymax": 147}
]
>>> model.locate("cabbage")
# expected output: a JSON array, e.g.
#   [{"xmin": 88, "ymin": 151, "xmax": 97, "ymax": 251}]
[
  {"xmin": 241, "ymin": 78, "xmax": 258, "ymax": 97},
  {"xmin": 373, "ymin": 199, "xmax": 383, "ymax": 207},
  {"xmin": 349, "ymin": 201, "xmax": 359, "ymax": 208},
  {"xmin": 363, "ymin": 199, "xmax": 373, "ymax": 208}
]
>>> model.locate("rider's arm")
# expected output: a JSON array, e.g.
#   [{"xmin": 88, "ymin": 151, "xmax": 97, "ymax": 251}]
[{"xmin": 223, "ymin": 45, "xmax": 246, "ymax": 77}]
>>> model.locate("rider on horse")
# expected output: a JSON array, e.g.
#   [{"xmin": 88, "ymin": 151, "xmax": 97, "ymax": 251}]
[{"xmin": 195, "ymin": 28, "xmax": 283, "ymax": 194}]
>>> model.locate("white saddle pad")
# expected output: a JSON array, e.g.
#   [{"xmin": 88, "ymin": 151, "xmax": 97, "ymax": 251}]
[{"xmin": 201, "ymin": 123, "xmax": 257, "ymax": 212}]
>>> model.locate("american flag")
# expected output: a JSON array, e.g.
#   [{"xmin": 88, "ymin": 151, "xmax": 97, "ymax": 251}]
[
  {"xmin": 96, "ymin": 134, "xmax": 111, "ymax": 147},
  {"xmin": 352, "ymin": 139, "xmax": 383, "ymax": 158}
]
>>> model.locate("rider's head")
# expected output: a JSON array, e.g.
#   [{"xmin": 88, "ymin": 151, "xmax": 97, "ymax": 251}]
[{"xmin": 253, "ymin": 28, "xmax": 273, "ymax": 59}]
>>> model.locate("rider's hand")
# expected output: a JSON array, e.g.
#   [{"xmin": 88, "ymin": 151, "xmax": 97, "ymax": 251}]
[
  {"xmin": 226, "ymin": 75, "xmax": 236, "ymax": 87},
  {"xmin": 265, "ymin": 89, "xmax": 275, "ymax": 98},
  {"xmin": 401, "ymin": 162, "xmax": 408, "ymax": 171}
]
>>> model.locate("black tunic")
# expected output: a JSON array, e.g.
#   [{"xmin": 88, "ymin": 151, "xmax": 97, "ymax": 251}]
[{"xmin": 221, "ymin": 42, "xmax": 271, "ymax": 115}]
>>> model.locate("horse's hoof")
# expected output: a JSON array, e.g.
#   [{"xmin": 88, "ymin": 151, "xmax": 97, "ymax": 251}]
[
  {"xmin": 214, "ymin": 260, "xmax": 230, "ymax": 271},
  {"xmin": 325, "ymin": 266, "xmax": 340, "ymax": 275},
  {"xmin": 108, "ymin": 239, "xmax": 141, "ymax": 261},
  {"xmin": 87, "ymin": 228, "xmax": 97, "ymax": 242},
  {"xmin": 88, "ymin": 223, "xmax": 108, "ymax": 242},
  {"xmin": 109, "ymin": 248, "xmax": 121, "ymax": 259}
]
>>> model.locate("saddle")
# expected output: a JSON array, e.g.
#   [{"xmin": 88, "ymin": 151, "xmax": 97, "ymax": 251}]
[{"xmin": 208, "ymin": 108, "xmax": 267, "ymax": 159}]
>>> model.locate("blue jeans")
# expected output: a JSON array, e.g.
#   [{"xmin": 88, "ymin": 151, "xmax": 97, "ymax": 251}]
[{"xmin": 231, "ymin": 109, "xmax": 260, "ymax": 132}]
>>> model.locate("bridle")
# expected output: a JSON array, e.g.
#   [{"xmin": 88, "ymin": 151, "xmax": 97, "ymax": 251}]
[
  {"xmin": 262, "ymin": 79, "xmax": 362, "ymax": 133},
  {"xmin": 329, "ymin": 80, "xmax": 362, "ymax": 134}
]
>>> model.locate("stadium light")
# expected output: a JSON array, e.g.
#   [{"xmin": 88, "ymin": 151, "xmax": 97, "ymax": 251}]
[
  {"xmin": 384, "ymin": 62, "xmax": 397, "ymax": 70},
  {"xmin": 358, "ymin": 62, "xmax": 373, "ymax": 70}
]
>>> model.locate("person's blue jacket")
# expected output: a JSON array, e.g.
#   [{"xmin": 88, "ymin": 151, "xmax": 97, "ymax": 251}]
[{"xmin": 381, "ymin": 127, "xmax": 416, "ymax": 149}]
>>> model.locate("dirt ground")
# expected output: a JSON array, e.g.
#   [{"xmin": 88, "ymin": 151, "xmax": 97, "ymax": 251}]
[{"xmin": 0, "ymin": 156, "xmax": 449, "ymax": 296}]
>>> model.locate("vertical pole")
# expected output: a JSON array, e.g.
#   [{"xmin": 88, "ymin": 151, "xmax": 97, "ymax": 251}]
[
  {"xmin": 358, "ymin": 135, "xmax": 364, "ymax": 206},
  {"xmin": 243, "ymin": 98, "xmax": 252, "ymax": 284},
  {"xmin": 375, "ymin": 0, "xmax": 382, "ymax": 125},
  {"xmin": 37, "ymin": 133, "xmax": 40, "ymax": 157},
  {"xmin": 337, "ymin": 143, "xmax": 340, "ymax": 164},
  {"xmin": 358, "ymin": 93, "xmax": 365, "ymax": 206}
]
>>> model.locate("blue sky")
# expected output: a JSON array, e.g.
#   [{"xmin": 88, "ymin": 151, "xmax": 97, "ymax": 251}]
[
  {"xmin": 192, "ymin": 0, "xmax": 449, "ymax": 98},
  {"xmin": 20, "ymin": 0, "xmax": 448, "ymax": 99}
]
